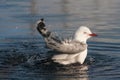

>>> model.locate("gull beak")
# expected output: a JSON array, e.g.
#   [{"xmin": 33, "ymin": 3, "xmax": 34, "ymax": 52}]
[{"xmin": 89, "ymin": 33, "xmax": 97, "ymax": 37}]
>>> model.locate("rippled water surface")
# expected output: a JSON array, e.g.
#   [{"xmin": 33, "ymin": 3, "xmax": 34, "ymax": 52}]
[{"xmin": 0, "ymin": 0, "xmax": 120, "ymax": 80}]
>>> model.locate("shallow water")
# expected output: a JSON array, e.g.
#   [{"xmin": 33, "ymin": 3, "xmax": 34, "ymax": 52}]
[{"xmin": 0, "ymin": 0, "xmax": 120, "ymax": 80}]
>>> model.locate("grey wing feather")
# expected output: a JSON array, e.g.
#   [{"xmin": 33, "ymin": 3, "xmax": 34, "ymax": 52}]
[
  {"xmin": 45, "ymin": 37, "xmax": 87, "ymax": 54},
  {"xmin": 60, "ymin": 41, "xmax": 87, "ymax": 53}
]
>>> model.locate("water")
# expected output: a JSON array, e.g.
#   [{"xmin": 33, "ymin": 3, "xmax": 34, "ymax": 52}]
[{"xmin": 0, "ymin": 0, "xmax": 120, "ymax": 80}]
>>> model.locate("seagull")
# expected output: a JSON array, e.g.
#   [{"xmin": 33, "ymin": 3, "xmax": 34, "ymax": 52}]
[{"xmin": 36, "ymin": 19, "xmax": 97, "ymax": 65}]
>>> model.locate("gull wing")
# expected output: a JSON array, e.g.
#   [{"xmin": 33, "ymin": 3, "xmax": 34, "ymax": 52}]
[
  {"xmin": 45, "ymin": 37, "xmax": 87, "ymax": 54},
  {"xmin": 36, "ymin": 19, "xmax": 87, "ymax": 54}
]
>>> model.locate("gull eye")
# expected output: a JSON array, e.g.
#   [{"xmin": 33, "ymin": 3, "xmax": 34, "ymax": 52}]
[{"xmin": 84, "ymin": 32, "xmax": 87, "ymax": 34}]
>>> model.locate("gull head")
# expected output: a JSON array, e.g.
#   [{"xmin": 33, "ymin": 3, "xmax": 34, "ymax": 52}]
[{"xmin": 74, "ymin": 26, "xmax": 97, "ymax": 43}]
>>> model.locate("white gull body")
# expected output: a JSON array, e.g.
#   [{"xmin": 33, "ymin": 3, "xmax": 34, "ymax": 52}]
[
  {"xmin": 37, "ymin": 19, "xmax": 97, "ymax": 65},
  {"xmin": 52, "ymin": 26, "xmax": 97, "ymax": 65}
]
